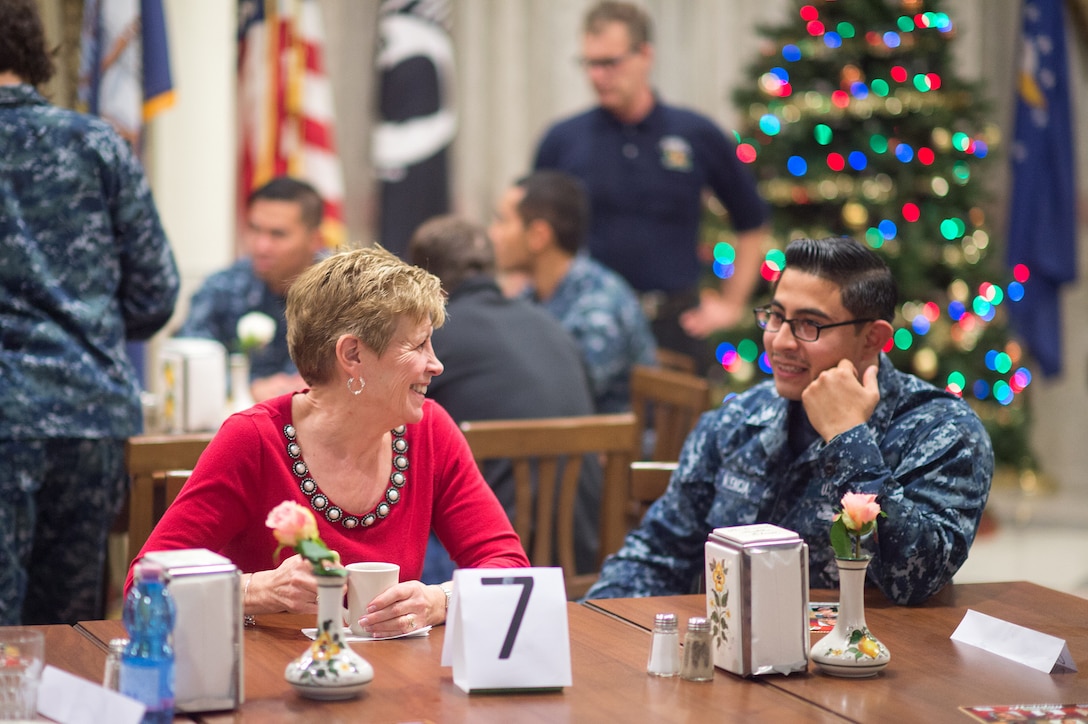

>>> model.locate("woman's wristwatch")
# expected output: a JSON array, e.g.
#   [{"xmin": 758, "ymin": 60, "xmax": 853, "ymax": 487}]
[{"xmin": 439, "ymin": 582, "xmax": 453, "ymax": 612}]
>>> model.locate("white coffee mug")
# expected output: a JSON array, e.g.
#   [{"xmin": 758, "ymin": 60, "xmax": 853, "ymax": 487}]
[{"xmin": 344, "ymin": 562, "xmax": 400, "ymax": 635}]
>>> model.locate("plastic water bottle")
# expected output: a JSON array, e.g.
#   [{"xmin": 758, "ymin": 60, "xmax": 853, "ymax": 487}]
[{"xmin": 120, "ymin": 561, "xmax": 176, "ymax": 723}]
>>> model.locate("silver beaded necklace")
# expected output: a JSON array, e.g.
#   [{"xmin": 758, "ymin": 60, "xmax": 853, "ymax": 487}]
[{"xmin": 283, "ymin": 423, "xmax": 408, "ymax": 529}]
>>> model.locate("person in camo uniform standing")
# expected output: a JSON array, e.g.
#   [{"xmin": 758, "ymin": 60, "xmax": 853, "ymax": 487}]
[
  {"xmin": 586, "ymin": 237, "xmax": 993, "ymax": 605},
  {"xmin": 0, "ymin": 0, "xmax": 179, "ymax": 624}
]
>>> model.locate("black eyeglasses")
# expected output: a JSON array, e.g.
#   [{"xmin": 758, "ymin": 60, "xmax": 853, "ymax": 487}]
[
  {"xmin": 576, "ymin": 51, "xmax": 637, "ymax": 70},
  {"xmin": 753, "ymin": 307, "xmax": 874, "ymax": 342}
]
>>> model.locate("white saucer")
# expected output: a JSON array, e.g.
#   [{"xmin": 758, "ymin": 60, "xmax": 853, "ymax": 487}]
[
  {"xmin": 302, "ymin": 625, "xmax": 431, "ymax": 642},
  {"xmin": 813, "ymin": 659, "xmax": 889, "ymax": 678},
  {"xmin": 289, "ymin": 678, "xmax": 371, "ymax": 700}
]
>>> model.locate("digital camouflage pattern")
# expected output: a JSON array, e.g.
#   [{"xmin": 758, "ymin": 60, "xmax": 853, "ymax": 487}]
[
  {"xmin": 527, "ymin": 255, "xmax": 656, "ymax": 414},
  {"xmin": 586, "ymin": 355, "xmax": 994, "ymax": 605},
  {"xmin": 0, "ymin": 85, "xmax": 178, "ymax": 439},
  {"xmin": 0, "ymin": 439, "xmax": 128, "ymax": 624},
  {"xmin": 0, "ymin": 84, "xmax": 178, "ymax": 623},
  {"xmin": 176, "ymin": 258, "xmax": 297, "ymax": 380}
]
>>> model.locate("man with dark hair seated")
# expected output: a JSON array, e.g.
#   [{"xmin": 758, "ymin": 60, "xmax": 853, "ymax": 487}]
[{"xmin": 587, "ymin": 236, "xmax": 993, "ymax": 605}]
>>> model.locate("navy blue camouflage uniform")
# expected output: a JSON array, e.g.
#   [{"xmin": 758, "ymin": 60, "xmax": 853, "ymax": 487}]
[
  {"xmin": 586, "ymin": 355, "xmax": 994, "ymax": 605},
  {"xmin": 0, "ymin": 84, "xmax": 179, "ymax": 623},
  {"xmin": 177, "ymin": 257, "xmax": 328, "ymax": 380},
  {"xmin": 526, "ymin": 255, "xmax": 656, "ymax": 414}
]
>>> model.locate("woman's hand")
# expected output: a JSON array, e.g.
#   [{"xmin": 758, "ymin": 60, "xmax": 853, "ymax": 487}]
[
  {"xmin": 245, "ymin": 554, "xmax": 328, "ymax": 615},
  {"xmin": 356, "ymin": 580, "xmax": 447, "ymax": 637}
]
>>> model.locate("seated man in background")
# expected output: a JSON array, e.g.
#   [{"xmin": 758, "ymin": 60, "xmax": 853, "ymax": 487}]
[
  {"xmin": 586, "ymin": 237, "xmax": 993, "ymax": 605},
  {"xmin": 176, "ymin": 176, "xmax": 324, "ymax": 401},
  {"xmin": 489, "ymin": 170, "xmax": 657, "ymax": 413},
  {"xmin": 409, "ymin": 216, "xmax": 601, "ymax": 582}
]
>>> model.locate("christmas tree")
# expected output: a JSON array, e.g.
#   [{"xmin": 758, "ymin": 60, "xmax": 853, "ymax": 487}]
[{"xmin": 707, "ymin": 0, "xmax": 1034, "ymax": 470}]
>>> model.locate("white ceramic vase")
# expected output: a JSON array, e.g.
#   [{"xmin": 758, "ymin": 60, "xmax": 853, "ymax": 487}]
[
  {"xmin": 810, "ymin": 557, "xmax": 891, "ymax": 677},
  {"xmin": 284, "ymin": 576, "xmax": 374, "ymax": 699},
  {"xmin": 228, "ymin": 353, "xmax": 255, "ymax": 414}
]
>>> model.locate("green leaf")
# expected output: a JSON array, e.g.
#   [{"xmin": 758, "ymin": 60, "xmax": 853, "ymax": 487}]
[
  {"xmin": 830, "ymin": 518, "xmax": 852, "ymax": 558},
  {"xmin": 297, "ymin": 539, "xmax": 335, "ymax": 561}
]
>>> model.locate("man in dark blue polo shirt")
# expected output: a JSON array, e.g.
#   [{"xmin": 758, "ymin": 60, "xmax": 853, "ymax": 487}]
[{"xmin": 534, "ymin": 1, "xmax": 769, "ymax": 370}]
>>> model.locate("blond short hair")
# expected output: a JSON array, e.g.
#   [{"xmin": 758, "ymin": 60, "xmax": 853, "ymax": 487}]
[{"xmin": 286, "ymin": 245, "xmax": 446, "ymax": 385}]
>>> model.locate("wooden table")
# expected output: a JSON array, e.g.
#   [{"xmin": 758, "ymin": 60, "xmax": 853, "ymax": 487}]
[
  {"xmin": 25, "ymin": 625, "xmax": 110, "ymax": 686},
  {"xmin": 586, "ymin": 581, "xmax": 1088, "ymax": 723},
  {"xmin": 81, "ymin": 604, "xmax": 846, "ymax": 722}
]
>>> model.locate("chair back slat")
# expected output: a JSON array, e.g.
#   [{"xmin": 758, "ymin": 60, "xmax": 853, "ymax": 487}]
[
  {"xmin": 459, "ymin": 413, "xmax": 637, "ymax": 600},
  {"xmin": 630, "ymin": 365, "xmax": 714, "ymax": 461},
  {"xmin": 122, "ymin": 434, "xmax": 212, "ymax": 565},
  {"xmin": 628, "ymin": 461, "xmax": 678, "ymax": 529}
]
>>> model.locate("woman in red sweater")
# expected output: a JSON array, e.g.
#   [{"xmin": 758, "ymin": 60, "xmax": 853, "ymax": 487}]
[{"xmin": 132, "ymin": 246, "xmax": 529, "ymax": 636}]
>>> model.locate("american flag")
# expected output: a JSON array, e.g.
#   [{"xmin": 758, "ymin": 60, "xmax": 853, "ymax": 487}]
[{"xmin": 237, "ymin": 0, "xmax": 346, "ymax": 249}]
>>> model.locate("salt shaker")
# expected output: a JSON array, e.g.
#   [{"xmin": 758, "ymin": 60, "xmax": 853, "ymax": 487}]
[
  {"xmin": 102, "ymin": 637, "xmax": 128, "ymax": 691},
  {"xmin": 646, "ymin": 612, "xmax": 680, "ymax": 677},
  {"xmin": 680, "ymin": 617, "xmax": 714, "ymax": 681}
]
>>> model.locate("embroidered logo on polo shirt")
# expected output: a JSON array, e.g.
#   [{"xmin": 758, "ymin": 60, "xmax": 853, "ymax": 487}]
[{"xmin": 659, "ymin": 135, "xmax": 693, "ymax": 172}]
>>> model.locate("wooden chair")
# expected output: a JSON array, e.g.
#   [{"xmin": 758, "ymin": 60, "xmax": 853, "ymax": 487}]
[
  {"xmin": 627, "ymin": 461, "xmax": 678, "ymax": 530},
  {"xmin": 459, "ymin": 413, "xmax": 638, "ymax": 600},
  {"xmin": 629, "ymin": 364, "xmax": 714, "ymax": 461},
  {"xmin": 122, "ymin": 433, "xmax": 212, "ymax": 563},
  {"xmin": 655, "ymin": 348, "xmax": 698, "ymax": 374}
]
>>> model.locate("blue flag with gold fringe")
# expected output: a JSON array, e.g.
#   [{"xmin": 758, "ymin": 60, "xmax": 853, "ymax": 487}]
[{"xmin": 1006, "ymin": 0, "xmax": 1077, "ymax": 377}]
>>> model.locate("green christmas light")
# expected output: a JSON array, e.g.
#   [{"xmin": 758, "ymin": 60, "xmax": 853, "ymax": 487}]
[
  {"xmin": 713, "ymin": 242, "xmax": 736, "ymax": 264},
  {"xmin": 737, "ymin": 339, "xmax": 760, "ymax": 362},
  {"xmin": 894, "ymin": 328, "xmax": 913, "ymax": 350}
]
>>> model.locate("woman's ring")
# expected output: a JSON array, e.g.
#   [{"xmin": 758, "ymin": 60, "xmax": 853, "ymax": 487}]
[{"xmin": 406, "ymin": 613, "xmax": 416, "ymax": 630}]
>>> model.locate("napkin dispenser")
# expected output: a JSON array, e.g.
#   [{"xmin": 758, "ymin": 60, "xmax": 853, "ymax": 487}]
[
  {"xmin": 704, "ymin": 523, "xmax": 809, "ymax": 676},
  {"xmin": 142, "ymin": 548, "xmax": 244, "ymax": 712},
  {"xmin": 158, "ymin": 338, "xmax": 226, "ymax": 433}
]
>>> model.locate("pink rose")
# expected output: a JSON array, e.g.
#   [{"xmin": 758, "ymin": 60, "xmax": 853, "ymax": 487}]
[
  {"xmin": 839, "ymin": 492, "xmax": 881, "ymax": 531},
  {"xmin": 265, "ymin": 501, "xmax": 318, "ymax": 547}
]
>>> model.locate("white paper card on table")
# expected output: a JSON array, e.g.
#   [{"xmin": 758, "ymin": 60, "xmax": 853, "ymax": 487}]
[
  {"xmin": 37, "ymin": 665, "xmax": 146, "ymax": 724},
  {"xmin": 950, "ymin": 609, "xmax": 1077, "ymax": 673},
  {"xmin": 441, "ymin": 567, "xmax": 572, "ymax": 693}
]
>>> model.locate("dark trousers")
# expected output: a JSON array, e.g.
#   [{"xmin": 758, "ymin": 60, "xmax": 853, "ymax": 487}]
[
  {"xmin": 641, "ymin": 290, "xmax": 715, "ymax": 375},
  {"xmin": 0, "ymin": 438, "xmax": 127, "ymax": 624}
]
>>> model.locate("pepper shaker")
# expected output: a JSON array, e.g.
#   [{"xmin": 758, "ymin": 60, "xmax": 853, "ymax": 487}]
[
  {"xmin": 680, "ymin": 617, "xmax": 714, "ymax": 681},
  {"xmin": 646, "ymin": 612, "xmax": 681, "ymax": 677}
]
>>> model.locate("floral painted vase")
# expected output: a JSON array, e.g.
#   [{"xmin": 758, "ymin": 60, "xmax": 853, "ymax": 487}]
[
  {"xmin": 810, "ymin": 557, "xmax": 891, "ymax": 677},
  {"xmin": 284, "ymin": 577, "xmax": 374, "ymax": 699}
]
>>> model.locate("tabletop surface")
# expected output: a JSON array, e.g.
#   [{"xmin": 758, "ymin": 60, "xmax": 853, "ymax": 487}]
[
  {"xmin": 82, "ymin": 604, "xmax": 846, "ymax": 723},
  {"xmin": 587, "ymin": 580, "xmax": 1088, "ymax": 723},
  {"xmin": 62, "ymin": 581, "xmax": 1088, "ymax": 723}
]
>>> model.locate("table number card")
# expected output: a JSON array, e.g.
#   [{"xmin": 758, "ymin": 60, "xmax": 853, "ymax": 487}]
[
  {"xmin": 441, "ymin": 567, "xmax": 572, "ymax": 693},
  {"xmin": 950, "ymin": 609, "xmax": 1077, "ymax": 674}
]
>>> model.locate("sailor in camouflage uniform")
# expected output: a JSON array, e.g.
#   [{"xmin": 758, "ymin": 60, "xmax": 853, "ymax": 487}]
[
  {"xmin": 489, "ymin": 170, "xmax": 657, "ymax": 414},
  {"xmin": 177, "ymin": 176, "xmax": 325, "ymax": 401},
  {"xmin": 0, "ymin": 0, "xmax": 179, "ymax": 624},
  {"xmin": 587, "ymin": 237, "xmax": 993, "ymax": 605}
]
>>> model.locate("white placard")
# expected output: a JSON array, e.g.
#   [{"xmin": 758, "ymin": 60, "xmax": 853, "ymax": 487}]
[
  {"xmin": 441, "ymin": 567, "xmax": 572, "ymax": 693},
  {"xmin": 950, "ymin": 609, "xmax": 1077, "ymax": 674},
  {"xmin": 37, "ymin": 665, "xmax": 146, "ymax": 724}
]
